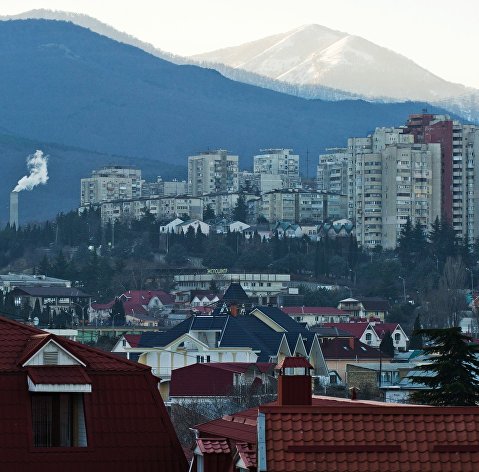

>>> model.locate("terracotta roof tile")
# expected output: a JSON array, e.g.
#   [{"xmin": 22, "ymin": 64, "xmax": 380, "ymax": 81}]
[
  {"xmin": 197, "ymin": 438, "xmax": 230, "ymax": 454},
  {"xmin": 27, "ymin": 365, "xmax": 92, "ymax": 384},
  {"xmin": 260, "ymin": 405, "xmax": 479, "ymax": 472},
  {"xmin": 236, "ymin": 442, "xmax": 257, "ymax": 468}
]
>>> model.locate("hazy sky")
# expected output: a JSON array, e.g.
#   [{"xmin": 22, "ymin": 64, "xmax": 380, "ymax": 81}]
[{"xmin": 1, "ymin": 0, "xmax": 478, "ymax": 88}]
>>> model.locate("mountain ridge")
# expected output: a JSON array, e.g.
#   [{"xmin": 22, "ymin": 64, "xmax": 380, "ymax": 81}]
[{"xmin": 0, "ymin": 18, "xmax": 453, "ymax": 222}]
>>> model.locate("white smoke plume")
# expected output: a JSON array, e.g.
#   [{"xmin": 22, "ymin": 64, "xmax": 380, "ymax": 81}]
[{"xmin": 13, "ymin": 150, "xmax": 49, "ymax": 192}]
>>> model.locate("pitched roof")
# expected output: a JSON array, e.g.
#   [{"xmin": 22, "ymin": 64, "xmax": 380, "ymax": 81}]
[
  {"xmin": 283, "ymin": 306, "xmax": 348, "ymax": 316},
  {"xmin": 221, "ymin": 282, "xmax": 250, "ymax": 303},
  {"xmin": 358, "ymin": 297, "xmax": 391, "ymax": 311},
  {"xmin": 124, "ymin": 334, "xmax": 141, "ymax": 347},
  {"xmin": 197, "ymin": 438, "xmax": 230, "ymax": 454},
  {"xmin": 0, "ymin": 316, "xmax": 187, "ymax": 470},
  {"xmin": 236, "ymin": 442, "xmax": 256, "ymax": 468},
  {"xmin": 322, "ymin": 322, "xmax": 369, "ymax": 338},
  {"xmin": 260, "ymin": 404, "xmax": 479, "ymax": 472},
  {"xmin": 170, "ymin": 362, "xmax": 275, "ymax": 397},
  {"xmin": 26, "ymin": 365, "xmax": 92, "ymax": 385},
  {"xmin": 121, "ymin": 289, "xmax": 174, "ymax": 305},
  {"xmin": 320, "ymin": 337, "xmax": 387, "ymax": 360},
  {"xmin": 11, "ymin": 286, "xmax": 90, "ymax": 297},
  {"xmin": 197, "ymin": 395, "xmax": 479, "ymax": 471}
]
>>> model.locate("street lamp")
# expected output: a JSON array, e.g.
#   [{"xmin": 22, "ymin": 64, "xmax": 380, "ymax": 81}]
[
  {"xmin": 398, "ymin": 276, "xmax": 406, "ymax": 303},
  {"xmin": 466, "ymin": 268, "xmax": 474, "ymax": 293}
]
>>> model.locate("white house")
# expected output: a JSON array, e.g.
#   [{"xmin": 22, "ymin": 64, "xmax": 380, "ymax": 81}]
[
  {"xmin": 160, "ymin": 218, "xmax": 184, "ymax": 233},
  {"xmin": 175, "ymin": 219, "xmax": 210, "ymax": 235}
]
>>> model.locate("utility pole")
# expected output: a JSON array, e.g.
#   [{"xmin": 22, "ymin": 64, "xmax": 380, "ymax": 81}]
[{"xmin": 111, "ymin": 220, "xmax": 115, "ymax": 249}]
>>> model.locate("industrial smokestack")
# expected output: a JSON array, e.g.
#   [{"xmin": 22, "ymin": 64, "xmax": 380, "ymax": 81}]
[
  {"xmin": 10, "ymin": 191, "xmax": 19, "ymax": 228},
  {"xmin": 10, "ymin": 150, "xmax": 49, "ymax": 230}
]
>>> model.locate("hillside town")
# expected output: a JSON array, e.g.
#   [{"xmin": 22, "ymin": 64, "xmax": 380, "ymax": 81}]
[{"xmin": 2, "ymin": 111, "xmax": 479, "ymax": 468}]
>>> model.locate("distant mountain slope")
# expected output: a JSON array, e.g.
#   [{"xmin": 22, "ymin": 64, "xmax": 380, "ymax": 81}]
[
  {"xmin": 192, "ymin": 24, "xmax": 472, "ymax": 102},
  {"xmin": 5, "ymin": 11, "xmax": 477, "ymax": 122},
  {"xmin": 0, "ymin": 132, "xmax": 184, "ymax": 224},
  {"xmin": 0, "ymin": 19, "xmax": 452, "ymax": 221}
]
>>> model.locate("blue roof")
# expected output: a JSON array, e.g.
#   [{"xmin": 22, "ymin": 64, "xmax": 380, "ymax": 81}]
[
  {"xmin": 138, "ymin": 317, "xmax": 193, "ymax": 347},
  {"xmin": 137, "ymin": 306, "xmax": 319, "ymax": 361},
  {"xmin": 190, "ymin": 316, "xmax": 228, "ymax": 331}
]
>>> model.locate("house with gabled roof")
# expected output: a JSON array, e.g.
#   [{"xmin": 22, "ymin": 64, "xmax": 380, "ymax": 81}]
[
  {"xmin": 191, "ymin": 356, "xmax": 479, "ymax": 472},
  {"xmin": 322, "ymin": 321, "xmax": 409, "ymax": 352},
  {"xmin": 127, "ymin": 304, "xmax": 329, "ymax": 401},
  {"xmin": 0, "ymin": 315, "xmax": 187, "ymax": 470},
  {"xmin": 337, "ymin": 297, "xmax": 391, "ymax": 321},
  {"xmin": 169, "ymin": 362, "xmax": 275, "ymax": 404}
]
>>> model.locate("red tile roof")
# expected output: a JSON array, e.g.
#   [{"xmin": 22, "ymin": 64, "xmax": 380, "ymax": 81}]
[
  {"xmin": 27, "ymin": 366, "xmax": 92, "ymax": 385},
  {"xmin": 197, "ymin": 438, "xmax": 231, "ymax": 454},
  {"xmin": 170, "ymin": 363, "xmax": 274, "ymax": 397},
  {"xmin": 320, "ymin": 337, "xmax": 386, "ymax": 360},
  {"xmin": 124, "ymin": 334, "xmax": 141, "ymax": 347},
  {"xmin": 196, "ymin": 396, "xmax": 479, "ymax": 471},
  {"xmin": 283, "ymin": 307, "xmax": 348, "ymax": 315},
  {"xmin": 0, "ymin": 315, "xmax": 187, "ymax": 471},
  {"xmin": 260, "ymin": 404, "xmax": 479, "ymax": 472},
  {"xmin": 196, "ymin": 409, "xmax": 259, "ymax": 444},
  {"xmin": 322, "ymin": 322, "xmax": 369, "ymax": 338},
  {"xmin": 236, "ymin": 442, "xmax": 257, "ymax": 468},
  {"xmin": 276, "ymin": 357, "xmax": 313, "ymax": 370}
]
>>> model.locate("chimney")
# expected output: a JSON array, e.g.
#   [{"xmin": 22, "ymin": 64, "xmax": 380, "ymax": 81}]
[
  {"xmin": 275, "ymin": 357, "xmax": 312, "ymax": 406},
  {"xmin": 9, "ymin": 191, "xmax": 19, "ymax": 228},
  {"xmin": 348, "ymin": 336, "xmax": 355, "ymax": 350}
]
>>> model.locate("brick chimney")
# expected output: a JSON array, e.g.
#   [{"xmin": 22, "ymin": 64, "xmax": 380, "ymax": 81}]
[{"xmin": 275, "ymin": 357, "xmax": 313, "ymax": 406}]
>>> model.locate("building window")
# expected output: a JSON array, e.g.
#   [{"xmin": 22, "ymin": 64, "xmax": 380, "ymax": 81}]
[{"xmin": 31, "ymin": 394, "xmax": 87, "ymax": 447}]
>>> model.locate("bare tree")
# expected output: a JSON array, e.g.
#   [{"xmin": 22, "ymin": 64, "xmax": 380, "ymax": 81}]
[{"xmin": 420, "ymin": 257, "xmax": 467, "ymax": 328}]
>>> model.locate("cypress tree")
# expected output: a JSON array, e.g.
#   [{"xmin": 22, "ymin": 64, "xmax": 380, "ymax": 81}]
[{"xmin": 409, "ymin": 327, "xmax": 479, "ymax": 406}]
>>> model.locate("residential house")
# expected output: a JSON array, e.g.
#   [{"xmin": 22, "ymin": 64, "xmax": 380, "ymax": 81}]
[
  {"xmin": 346, "ymin": 362, "xmax": 417, "ymax": 397},
  {"xmin": 127, "ymin": 303, "xmax": 329, "ymax": 400},
  {"xmin": 191, "ymin": 357, "xmax": 479, "ymax": 472},
  {"xmin": 322, "ymin": 322, "xmax": 409, "ymax": 352},
  {"xmin": 91, "ymin": 289, "xmax": 174, "ymax": 326},
  {"xmin": 0, "ymin": 315, "xmax": 187, "ymax": 471},
  {"xmin": 9, "ymin": 287, "xmax": 91, "ymax": 325},
  {"xmin": 318, "ymin": 219, "xmax": 354, "ymax": 239},
  {"xmin": 175, "ymin": 219, "xmax": 210, "ymax": 236},
  {"xmin": 337, "ymin": 297, "xmax": 391, "ymax": 321},
  {"xmin": 319, "ymin": 336, "xmax": 390, "ymax": 384},
  {"xmin": 283, "ymin": 306, "xmax": 349, "ymax": 326},
  {"xmin": 160, "ymin": 217, "xmax": 184, "ymax": 233},
  {"xmin": 273, "ymin": 221, "xmax": 303, "ymax": 239},
  {"xmin": 111, "ymin": 334, "xmax": 141, "ymax": 360},
  {"xmin": 169, "ymin": 362, "xmax": 275, "ymax": 404}
]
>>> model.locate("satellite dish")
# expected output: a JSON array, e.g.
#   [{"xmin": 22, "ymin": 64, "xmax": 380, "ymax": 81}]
[{"xmin": 33, "ymin": 317, "xmax": 39, "ymax": 326}]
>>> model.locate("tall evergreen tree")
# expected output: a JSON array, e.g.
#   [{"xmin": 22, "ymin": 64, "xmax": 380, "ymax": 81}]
[
  {"xmin": 380, "ymin": 331, "xmax": 395, "ymax": 357},
  {"xmin": 111, "ymin": 297, "xmax": 126, "ymax": 327},
  {"xmin": 409, "ymin": 327, "xmax": 479, "ymax": 406},
  {"xmin": 409, "ymin": 315, "xmax": 424, "ymax": 350},
  {"xmin": 203, "ymin": 204, "xmax": 215, "ymax": 221},
  {"xmin": 233, "ymin": 194, "xmax": 248, "ymax": 222}
]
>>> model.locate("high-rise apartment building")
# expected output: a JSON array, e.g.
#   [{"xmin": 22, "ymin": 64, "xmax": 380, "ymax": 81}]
[
  {"xmin": 406, "ymin": 114, "xmax": 479, "ymax": 242},
  {"xmin": 253, "ymin": 149, "xmax": 300, "ymax": 189},
  {"xmin": 260, "ymin": 189, "xmax": 347, "ymax": 223},
  {"xmin": 348, "ymin": 128, "xmax": 441, "ymax": 249},
  {"xmin": 80, "ymin": 166, "xmax": 143, "ymax": 206},
  {"xmin": 188, "ymin": 150, "xmax": 239, "ymax": 197},
  {"xmin": 317, "ymin": 148, "xmax": 349, "ymax": 194}
]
